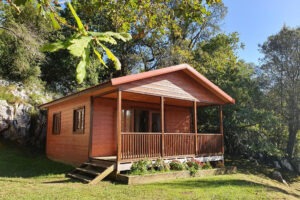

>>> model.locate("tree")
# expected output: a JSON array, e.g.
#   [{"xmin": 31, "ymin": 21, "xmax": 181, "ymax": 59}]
[
  {"xmin": 260, "ymin": 26, "xmax": 300, "ymax": 158},
  {"xmin": 39, "ymin": 0, "xmax": 225, "ymax": 92},
  {"xmin": 193, "ymin": 33, "xmax": 287, "ymax": 157},
  {"xmin": 1, "ymin": 0, "xmax": 132, "ymax": 84},
  {"xmin": 70, "ymin": 0, "xmax": 225, "ymax": 75},
  {"xmin": 1, "ymin": 0, "xmax": 224, "ymax": 93},
  {"xmin": 0, "ymin": 2, "xmax": 50, "ymax": 84}
]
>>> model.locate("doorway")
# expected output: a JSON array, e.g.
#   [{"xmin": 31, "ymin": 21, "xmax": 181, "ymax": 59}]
[{"xmin": 132, "ymin": 109, "xmax": 161, "ymax": 132}]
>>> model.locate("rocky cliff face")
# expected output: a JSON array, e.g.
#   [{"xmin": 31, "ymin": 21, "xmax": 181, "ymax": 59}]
[{"xmin": 0, "ymin": 80, "xmax": 52, "ymax": 148}]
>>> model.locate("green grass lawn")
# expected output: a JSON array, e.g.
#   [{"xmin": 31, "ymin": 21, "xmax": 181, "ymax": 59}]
[{"xmin": 0, "ymin": 140, "xmax": 299, "ymax": 200}]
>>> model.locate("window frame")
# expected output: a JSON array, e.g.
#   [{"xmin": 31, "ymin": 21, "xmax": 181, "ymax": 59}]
[
  {"xmin": 73, "ymin": 106, "xmax": 85, "ymax": 134},
  {"xmin": 121, "ymin": 109, "xmax": 134, "ymax": 132},
  {"xmin": 52, "ymin": 112, "xmax": 61, "ymax": 135},
  {"xmin": 121, "ymin": 108, "xmax": 161, "ymax": 133}
]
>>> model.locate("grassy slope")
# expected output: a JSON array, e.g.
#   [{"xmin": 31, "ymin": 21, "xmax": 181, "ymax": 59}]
[{"xmin": 0, "ymin": 140, "xmax": 299, "ymax": 200}]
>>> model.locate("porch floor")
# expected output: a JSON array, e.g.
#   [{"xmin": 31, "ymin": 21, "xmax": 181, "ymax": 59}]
[{"xmin": 92, "ymin": 156, "xmax": 117, "ymax": 162}]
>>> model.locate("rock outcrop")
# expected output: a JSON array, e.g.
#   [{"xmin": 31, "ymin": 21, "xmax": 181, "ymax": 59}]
[
  {"xmin": 0, "ymin": 79, "xmax": 51, "ymax": 148},
  {"xmin": 280, "ymin": 159, "xmax": 294, "ymax": 172},
  {"xmin": 272, "ymin": 171, "xmax": 289, "ymax": 186}
]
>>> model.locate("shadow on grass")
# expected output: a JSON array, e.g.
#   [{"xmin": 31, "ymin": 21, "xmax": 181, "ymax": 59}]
[
  {"xmin": 225, "ymin": 155, "xmax": 299, "ymax": 182},
  {"xmin": 153, "ymin": 178, "xmax": 300, "ymax": 199},
  {"xmin": 0, "ymin": 139, "xmax": 73, "ymax": 178},
  {"xmin": 43, "ymin": 178, "xmax": 77, "ymax": 184}
]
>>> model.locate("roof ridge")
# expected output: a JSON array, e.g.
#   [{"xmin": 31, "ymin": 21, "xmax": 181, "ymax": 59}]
[{"xmin": 111, "ymin": 63, "xmax": 189, "ymax": 85}]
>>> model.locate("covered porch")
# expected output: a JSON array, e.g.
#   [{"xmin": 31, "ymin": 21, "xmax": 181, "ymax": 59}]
[{"xmin": 90, "ymin": 90, "xmax": 225, "ymax": 171}]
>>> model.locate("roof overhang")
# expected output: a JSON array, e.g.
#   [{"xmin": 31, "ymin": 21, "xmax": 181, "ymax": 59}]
[{"xmin": 40, "ymin": 63, "xmax": 235, "ymax": 109}]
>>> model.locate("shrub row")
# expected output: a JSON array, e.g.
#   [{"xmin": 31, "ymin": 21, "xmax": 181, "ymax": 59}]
[{"xmin": 130, "ymin": 158, "xmax": 221, "ymax": 175}]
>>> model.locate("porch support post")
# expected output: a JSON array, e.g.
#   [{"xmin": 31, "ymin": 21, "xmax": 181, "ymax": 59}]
[
  {"xmin": 194, "ymin": 100, "xmax": 198, "ymax": 156},
  {"xmin": 116, "ymin": 90, "xmax": 122, "ymax": 172},
  {"xmin": 161, "ymin": 96, "xmax": 164, "ymax": 157},
  {"xmin": 88, "ymin": 96, "xmax": 94, "ymax": 158},
  {"xmin": 219, "ymin": 105, "xmax": 224, "ymax": 154}
]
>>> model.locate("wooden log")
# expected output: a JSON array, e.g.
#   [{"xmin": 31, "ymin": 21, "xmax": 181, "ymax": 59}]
[
  {"xmin": 116, "ymin": 90, "xmax": 122, "ymax": 172},
  {"xmin": 219, "ymin": 105, "xmax": 224, "ymax": 154},
  {"xmin": 194, "ymin": 100, "xmax": 198, "ymax": 155},
  {"xmin": 161, "ymin": 96, "xmax": 165, "ymax": 157}
]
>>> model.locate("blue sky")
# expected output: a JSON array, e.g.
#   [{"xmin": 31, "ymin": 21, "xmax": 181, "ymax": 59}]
[{"xmin": 222, "ymin": 0, "xmax": 300, "ymax": 64}]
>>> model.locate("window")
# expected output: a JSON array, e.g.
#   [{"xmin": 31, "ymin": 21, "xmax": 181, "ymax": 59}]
[
  {"xmin": 73, "ymin": 107, "xmax": 85, "ymax": 133},
  {"xmin": 151, "ymin": 112, "xmax": 161, "ymax": 132},
  {"xmin": 121, "ymin": 109, "xmax": 134, "ymax": 132},
  {"xmin": 121, "ymin": 109, "xmax": 161, "ymax": 133},
  {"xmin": 134, "ymin": 110, "xmax": 149, "ymax": 132},
  {"xmin": 52, "ymin": 112, "xmax": 61, "ymax": 135}
]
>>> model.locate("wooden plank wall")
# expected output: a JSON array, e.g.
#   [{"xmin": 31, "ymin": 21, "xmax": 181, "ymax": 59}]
[
  {"xmin": 165, "ymin": 106, "xmax": 191, "ymax": 133},
  {"xmin": 90, "ymin": 98, "xmax": 117, "ymax": 157},
  {"xmin": 46, "ymin": 95, "xmax": 91, "ymax": 165}
]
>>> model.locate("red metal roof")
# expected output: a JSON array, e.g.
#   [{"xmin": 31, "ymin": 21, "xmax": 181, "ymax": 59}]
[
  {"xmin": 40, "ymin": 64, "xmax": 235, "ymax": 108},
  {"xmin": 111, "ymin": 64, "xmax": 235, "ymax": 104}
]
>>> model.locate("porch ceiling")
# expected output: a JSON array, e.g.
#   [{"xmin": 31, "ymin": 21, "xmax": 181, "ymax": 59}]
[{"xmin": 102, "ymin": 91, "xmax": 212, "ymax": 107}]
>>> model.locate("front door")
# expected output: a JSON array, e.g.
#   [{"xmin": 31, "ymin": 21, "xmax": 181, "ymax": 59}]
[
  {"xmin": 133, "ymin": 109, "xmax": 161, "ymax": 132},
  {"xmin": 150, "ymin": 112, "xmax": 161, "ymax": 132}
]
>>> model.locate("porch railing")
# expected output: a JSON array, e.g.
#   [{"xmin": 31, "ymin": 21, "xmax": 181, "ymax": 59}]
[
  {"xmin": 121, "ymin": 133, "xmax": 161, "ymax": 159},
  {"xmin": 120, "ymin": 132, "xmax": 223, "ymax": 160},
  {"xmin": 164, "ymin": 133, "xmax": 195, "ymax": 157},
  {"xmin": 197, "ymin": 134, "xmax": 223, "ymax": 155}
]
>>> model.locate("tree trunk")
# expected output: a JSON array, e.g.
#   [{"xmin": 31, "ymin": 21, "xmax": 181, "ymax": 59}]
[
  {"xmin": 286, "ymin": 126, "xmax": 297, "ymax": 158},
  {"xmin": 286, "ymin": 95, "xmax": 299, "ymax": 158}
]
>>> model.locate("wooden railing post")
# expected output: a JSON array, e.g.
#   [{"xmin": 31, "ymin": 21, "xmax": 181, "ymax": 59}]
[
  {"xmin": 194, "ymin": 100, "xmax": 198, "ymax": 156},
  {"xmin": 88, "ymin": 96, "xmax": 94, "ymax": 158},
  {"xmin": 219, "ymin": 105, "xmax": 224, "ymax": 154},
  {"xmin": 161, "ymin": 96, "xmax": 164, "ymax": 157},
  {"xmin": 116, "ymin": 90, "xmax": 122, "ymax": 172}
]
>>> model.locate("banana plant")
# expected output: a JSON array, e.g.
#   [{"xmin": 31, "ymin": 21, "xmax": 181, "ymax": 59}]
[{"xmin": 41, "ymin": 2, "xmax": 131, "ymax": 83}]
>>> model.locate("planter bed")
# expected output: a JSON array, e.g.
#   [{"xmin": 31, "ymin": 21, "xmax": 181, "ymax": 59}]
[{"xmin": 116, "ymin": 166, "xmax": 237, "ymax": 185}]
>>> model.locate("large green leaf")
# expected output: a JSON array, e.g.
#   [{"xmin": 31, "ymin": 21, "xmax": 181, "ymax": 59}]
[
  {"xmin": 67, "ymin": 36, "xmax": 91, "ymax": 57},
  {"xmin": 96, "ymin": 36, "xmax": 117, "ymax": 45},
  {"xmin": 119, "ymin": 32, "xmax": 133, "ymax": 41},
  {"xmin": 40, "ymin": 41, "xmax": 66, "ymax": 52},
  {"xmin": 67, "ymin": 2, "xmax": 87, "ymax": 35},
  {"xmin": 49, "ymin": 12, "xmax": 61, "ymax": 30},
  {"xmin": 76, "ymin": 47, "xmax": 90, "ymax": 83},
  {"xmin": 89, "ymin": 31, "xmax": 132, "ymax": 42},
  {"xmin": 115, "ymin": 32, "xmax": 133, "ymax": 42},
  {"xmin": 76, "ymin": 58, "xmax": 86, "ymax": 83},
  {"xmin": 99, "ymin": 43, "xmax": 121, "ymax": 70},
  {"xmin": 93, "ymin": 48, "xmax": 108, "ymax": 68}
]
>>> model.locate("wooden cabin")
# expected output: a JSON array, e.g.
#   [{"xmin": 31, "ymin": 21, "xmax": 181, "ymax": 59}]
[{"xmin": 40, "ymin": 64, "xmax": 234, "ymax": 183}]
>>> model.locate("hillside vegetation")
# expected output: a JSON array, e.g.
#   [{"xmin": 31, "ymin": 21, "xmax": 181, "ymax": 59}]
[
  {"xmin": 0, "ymin": 0, "xmax": 299, "ymax": 161},
  {"xmin": 0, "ymin": 140, "xmax": 299, "ymax": 200}
]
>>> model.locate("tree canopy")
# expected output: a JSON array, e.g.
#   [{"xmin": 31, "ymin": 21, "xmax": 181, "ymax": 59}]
[
  {"xmin": 260, "ymin": 26, "xmax": 300, "ymax": 158},
  {"xmin": 0, "ymin": 1, "xmax": 298, "ymax": 159},
  {"xmin": 1, "ymin": 0, "xmax": 132, "ymax": 84}
]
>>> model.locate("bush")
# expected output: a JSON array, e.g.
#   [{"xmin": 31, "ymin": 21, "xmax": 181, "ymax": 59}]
[
  {"xmin": 186, "ymin": 158, "xmax": 202, "ymax": 170},
  {"xmin": 153, "ymin": 158, "xmax": 164, "ymax": 171},
  {"xmin": 215, "ymin": 161, "xmax": 225, "ymax": 168},
  {"xmin": 163, "ymin": 162, "xmax": 170, "ymax": 171},
  {"xmin": 169, "ymin": 160, "xmax": 184, "ymax": 171},
  {"xmin": 202, "ymin": 162, "xmax": 213, "ymax": 169},
  {"xmin": 0, "ymin": 86, "xmax": 21, "ymax": 104},
  {"xmin": 186, "ymin": 159, "xmax": 203, "ymax": 176},
  {"xmin": 130, "ymin": 159, "xmax": 151, "ymax": 175},
  {"xmin": 188, "ymin": 166, "xmax": 198, "ymax": 176}
]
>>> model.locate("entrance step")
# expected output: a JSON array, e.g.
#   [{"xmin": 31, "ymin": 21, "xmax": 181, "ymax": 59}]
[{"xmin": 66, "ymin": 159, "xmax": 115, "ymax": 184}]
